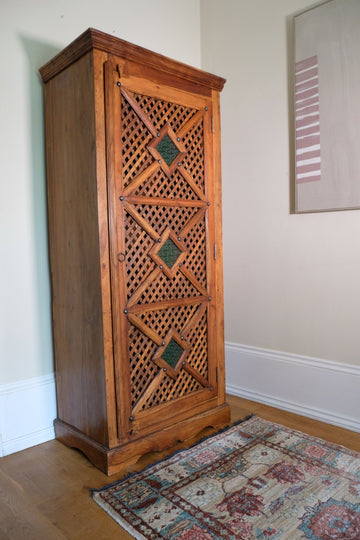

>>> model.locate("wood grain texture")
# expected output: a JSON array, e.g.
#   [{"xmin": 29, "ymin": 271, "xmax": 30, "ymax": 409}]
[
  {"xmin": 210, "ymin": 89, "xmax": 226, "ymax": 404},
  {"xmin": 40, "ymin": 33, "xmax": 230, "ymax": 475},
  {"xmin": 226, "ymin": 395, "xmax": 360, "ymax": 452},
  {"xmin": 39, "ymin": 28, "xmax": 226, "ymax": 91},
  {"xmin": 44, "ymin": 51, "xmax": 109, "ymax": 446},
  {"xmin": 1, "ymin": 395, "xmax": 359, "ymax": 539},
  {"xmin": 93, "ymin": 51, "xmax": 118, "ymax": 448}
]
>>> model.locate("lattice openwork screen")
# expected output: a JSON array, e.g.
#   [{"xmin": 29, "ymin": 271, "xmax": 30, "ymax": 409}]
[{"xmin": 119, "ymin": 87, "xmax": 210, "ymax": 414}]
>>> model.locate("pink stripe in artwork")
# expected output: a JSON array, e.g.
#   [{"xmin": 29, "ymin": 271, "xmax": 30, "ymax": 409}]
[
  {"xmin": 295, "ymin": 55, "xmax": 318, "ymax": 72},
  {"xmin": 297, "ymin": 162, "xmax": 321, "ymax": 174},
  {"xmin": 296, "ymin": 96, "xmax": 319, "ymax": 111},
  {"xmin": 295, "ymin": 67, "xmax": 318, "ymax": 84},
  {"xmin": 296, "ymin": 124, "xmax": 320, "ymax": 138},
  {"xmin": 296, "ymin": 134, "xmax": 320, "ymax": 150},
  {"xmin": 295, "ymin": 77, "xmax": 319, "ymax": 93},
  {"xmin": 296, "ymin": 114, "xmax": 320, "ymax": 129},
  {"xmin": 296, "ymin": 149, "xmax": 321, "ymax": 161},
  {"xmin": 297, "ymin": 174, "xmax": 321, "ymax": 184},
  {"xmin": 296, "ymin": 87, "xmax": 319, "ymax": 101},
  {"xmin": 296, "ymin": 104, "xmax": 319, "ymax": 117}
]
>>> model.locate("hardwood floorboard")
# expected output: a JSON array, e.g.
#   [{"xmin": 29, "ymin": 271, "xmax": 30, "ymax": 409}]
[
  {"xmin": 226, "ymin": 395, "xmax": 360, "ymax": 452},
  {"xmin": 1, "ymin": 395, "xmax": 359, "ymax": 538}
]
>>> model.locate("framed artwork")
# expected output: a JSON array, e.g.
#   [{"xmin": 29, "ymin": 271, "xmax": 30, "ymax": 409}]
[{"xmin": 294, "ymin": 0, "xmax": 360, "ymax": 213}]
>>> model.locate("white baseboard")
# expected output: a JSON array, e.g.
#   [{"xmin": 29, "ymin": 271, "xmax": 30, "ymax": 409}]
[
  {"xmin": 1, "ymin": 347, "xmax": 359, "ymax": 457},
  {"xmin": 225, "ymin": 342, "xmax": 360, "ymax": 433},
  {"xmin": 0, "ymin": 374, "xmax": 56, "ymax": 457}
]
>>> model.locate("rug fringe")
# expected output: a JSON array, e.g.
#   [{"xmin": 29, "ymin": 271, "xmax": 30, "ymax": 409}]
[{"xmin": 93, "ymin": 492, "xmax": 147, "ymax": 539}]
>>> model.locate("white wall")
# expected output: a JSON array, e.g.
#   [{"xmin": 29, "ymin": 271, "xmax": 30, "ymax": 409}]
[
  {"xmin": 0, "ymin": 0, "xmax": 201, "ymax": 386},
  {"xmin": 201, "ymin": 0, "xmax": 360, "ymax": 367}
]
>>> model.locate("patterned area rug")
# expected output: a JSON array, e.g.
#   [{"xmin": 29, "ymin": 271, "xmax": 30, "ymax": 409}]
[{"xmin": 92, "ymin": 416, "xmax": 360, "ymax": 539}]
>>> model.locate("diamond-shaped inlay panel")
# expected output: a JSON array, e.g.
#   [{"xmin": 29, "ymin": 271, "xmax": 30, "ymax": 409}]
[
  {"xmin": 152, "ymin": 329, "xmax": 190, "ymax": 380},
  {"xmin": 162, "ymin": 338, "xmax": 184, "ymax": 368},
  {"xmin": 149, "ymin": 228, "xmax": 187, "ymax": 279},
  {"xmin": 147, "ymin": 124, "xmax": 185, "ymax": 177},
  {"xmin": 156, "ymin": 135, "xmax": 180, "ymax": 166},
  {"xmin": 158, "ymin": 238, "xmax": 182, "ymax": 269}
]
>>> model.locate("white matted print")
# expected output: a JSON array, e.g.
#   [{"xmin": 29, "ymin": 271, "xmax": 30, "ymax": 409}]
[{"xmin": 294, "ymin": 0, "xmax": 360, "ymax": 213}]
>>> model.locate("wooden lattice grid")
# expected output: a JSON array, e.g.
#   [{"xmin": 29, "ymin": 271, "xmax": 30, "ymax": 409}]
[
  {"xmin": 142, "ymin": 368, "xmax": 201, "ymax": 410},
  {"xmin": 119, "ymin": 85, "xmax": 211, "ymax": 414},
  {"xmin": 134, "ymin": 169, "xmax": 198, "ymax": 200},
  {"xmin": 128, "ymin": 303, "xmax": 208, "ymax": 411},
  {"xmin": 124, "ymin": 203, "xmax": 207, "ymax": 303},
  {"xmin": 121, "ymin": 97, "xmax": 153, "ymax": 186},
  {"xmin": 124, "ymin": 213, "xmax": 156, "ymax": 297},
  {"xmin": 182, "ymin": 120, "xmax": 204, "ymax": 190},
  {"xmin": 135, "ymin": 204, "xmax": 199, "ymax": 238},
  {"xmin": 137, "ymin": 272, "xmax": 201, "ymax": 305},
  {"xmin": 186, "ymin": 310, "xmax": 208, "ymax": 379},
  {"xmin": 138, "ymin": 304, "xmax": 199, "ymax": 339},
  {"xmin": 128, "ymin": 325, "xmax": 158, "ymax": 407},
  {"xmin": 182, "ymin": 219, "xmax": 207, "ymax": 287},
  {"xmin": 132, "ymin": 92, "xmax": 198, "ymax": 133}
]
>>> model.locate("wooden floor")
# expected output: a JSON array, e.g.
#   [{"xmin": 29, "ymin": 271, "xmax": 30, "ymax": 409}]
[{"xmin": 1, "ymin": 395, "xmax": 360, "ymax": 539}]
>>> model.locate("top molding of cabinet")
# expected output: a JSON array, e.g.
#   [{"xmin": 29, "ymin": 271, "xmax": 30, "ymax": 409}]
[{"xmin": 39, "ymin": 28, "xmax": 226, "ymax": 91}]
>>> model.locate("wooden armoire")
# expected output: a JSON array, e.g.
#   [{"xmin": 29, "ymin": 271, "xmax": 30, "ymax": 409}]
[{"xmin": 40, "ymin": 28, "xmax": 230, "ymax": 475}]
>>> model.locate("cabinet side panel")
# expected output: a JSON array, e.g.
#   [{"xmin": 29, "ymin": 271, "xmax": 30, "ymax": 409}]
[{"xmin": 44, "ymin": 52, "xmax": 109, "ymax": 445}]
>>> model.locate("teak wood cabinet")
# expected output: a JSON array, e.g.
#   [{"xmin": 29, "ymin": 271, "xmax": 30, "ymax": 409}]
[{"xmin": 40, "ymin": 29, "xmax": 230, "ymax": 475}]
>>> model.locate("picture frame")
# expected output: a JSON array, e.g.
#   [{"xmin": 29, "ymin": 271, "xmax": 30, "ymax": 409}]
[{"xmin": 294, "ymin": 0, "xmax": 360, "ymax": 213}]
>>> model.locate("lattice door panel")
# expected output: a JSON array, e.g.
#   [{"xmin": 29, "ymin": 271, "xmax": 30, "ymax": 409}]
[
  {"xmin": 133, "ymin": 169, "xmax": 199, "ymax": 200},
  {"xmin": 111, "ymin": 78, "xmax": 215, "ymax": 422},
  {"xmin": 129, "ymin": 304, "xmax": 208, "ymax": 412}
]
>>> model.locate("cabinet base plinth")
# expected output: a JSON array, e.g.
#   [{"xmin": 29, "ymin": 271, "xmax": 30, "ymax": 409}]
[{"xmin": 54, "ymin": 403, "xmax": 231, "ymax": 475}]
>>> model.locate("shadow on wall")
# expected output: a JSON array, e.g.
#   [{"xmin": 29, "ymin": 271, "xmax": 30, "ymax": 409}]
[
  {"xmin": 20, "ymin": 36, "xmax": 61, "ymax": 374},
  {"xmin": 286, "ymin": 13, "xmax": 296, "ymax": 215}
]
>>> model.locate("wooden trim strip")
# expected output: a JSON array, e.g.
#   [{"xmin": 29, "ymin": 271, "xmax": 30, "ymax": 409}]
[
  {"xmin": 127, "ymin": 267, "xmax": 161, "ymax": 309},
  {"xmin": 180, "ymin": 207, "xmax": 206, "ymax": 238},
  {"xmin": 104, "ymin": 59, "xmax": 134, "ymax": 439},
  {"xmin": 180, "ymin": 266, "xmax": 208, "ymax": 298},
  {"xmin": 181, "ymin": 302, "xmax": 207, "ymax": 337},
  {"xmin": 120, "ymin": 87, "xmax": 157, "ymax": 137},
  {"xmin": 125, "ymin": 196, "xmax": 207, "ymax": 208},
  {"xmin": 184, "ymin": 363, "xmax": 209, "ymax": 388},
  {"xmin": 127, "ymin": 313, "xmax": 163, "ymax": 346},
  {"xmin": 128, "ymin": 296, "xmax": 208, "ymax": 314},
  {"xmin": 123, "ymin": 162, "xmax": 160, "ymax": 196},
  {"xmin": 177, "ymin": 109, "xmax": 204, "ymax": 139},
  {"xmin": 123, "ymin": 202, "xmax": 159, "ymax": 241},
  {"xmin": 179, "ymin": 167, "xmax": 206, "ymax": 202},
  {"xmin": 131, "ymin": 371, "xmax": 165, "ymax": 415}
]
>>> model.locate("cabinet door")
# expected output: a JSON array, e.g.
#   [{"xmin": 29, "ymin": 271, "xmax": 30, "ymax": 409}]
[{"xmin": 105, "ymin": 60, "xmax": 223, "ymax": 441}]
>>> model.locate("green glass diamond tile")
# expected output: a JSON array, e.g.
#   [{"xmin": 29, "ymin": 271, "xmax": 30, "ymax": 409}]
[
  {"xmin": 158, "ymin": 238, "xmax": 182, "ymax": 269},
  {"xmin": 162, "ymin": 339, "xmax": 184, "ymax": 368},
  {"xmin": 156, "ymin": 135, "xmax": 179, "ymax": 166}
]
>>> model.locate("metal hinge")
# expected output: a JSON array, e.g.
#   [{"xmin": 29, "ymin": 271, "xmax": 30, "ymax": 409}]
[
  {"xmin": 214, "ymin": 244, "xmax": 217, "ymax": 260},
  {"xmin": 211, "ymin": 116, "xmax": 214, "ymax": 133}
]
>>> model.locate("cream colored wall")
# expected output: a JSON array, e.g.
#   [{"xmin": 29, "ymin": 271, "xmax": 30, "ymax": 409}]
[
  {"xmin": 2, "ymin": 0, "xmax": 359, "ymax": 391},
  {"xmin": 201, "ymin": 0, "xmax": 360, "ymax": 365},
  {"xmin": 0, "ymin": 0, "xmax": 201, "ymax": 385}
]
